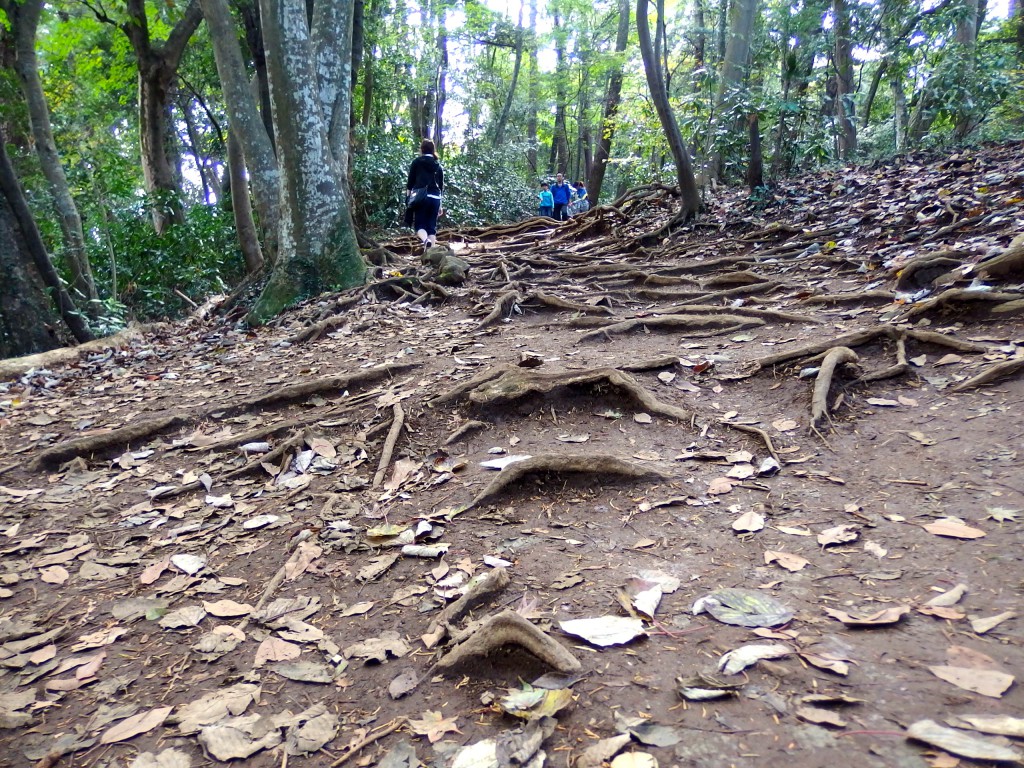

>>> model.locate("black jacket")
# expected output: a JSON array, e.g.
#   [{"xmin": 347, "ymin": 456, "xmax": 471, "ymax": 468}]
[{"xmin": 407, "ymin": 154, "xmax": 444, "ymax": 194}]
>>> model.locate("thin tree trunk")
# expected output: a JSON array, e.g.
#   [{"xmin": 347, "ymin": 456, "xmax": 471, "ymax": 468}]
[
  {"xmin": 892, "ymin": 74, "xmax": 907, "ymax": 152},
  {"xmin": 9, "ymin": 0, "xmax": 98, "ymax": 314},
  {"xmin": 637, "ymin": 0, "xmax": 702, "ymax": 220},
  {"xmin": 861, "ymin": 58, "xmax": 888, "ymax": 130},
  {"xmin": 361, "ymin": 58, "xmax": 374, "ymax": 127},
  {"xmin": 526, "ymin": 0, "xmax": 539, "ymax": 173},
  {"xmin": 227, "ymin": 129, "xmax": 264, "ymax": 275},
  {"xmin": 693, "ymin": 0, "xmax": 706, "ymax": 67},
  {"xmin": 494, "ymin": 28, "xmax": 524, "ymax": 148},
  {"xmin": 0, "ymin": 129, "xmax": 93, "ymax": 344},
  {"xmin": 434, "ymin": 13, "xmax": 448, "ymax": 154},
  {"xmin": 237, "ymin": 0, "xmax": 274, "ymax": 146},
  {"xmin": 552, "ymin": 10, "xmax": 570, "ymax": 174},
  {"xmin": 706, "ymin": 0, "xmax": 758, "ymax": 181},
  {"xmin": 953, "ymin": 0, "xmax": 981, "ymax": 140},
  {"xmin": 833, "ymin": 0, "xmax": 857, "ymax": 159},
  {"xmin": 180, "ymin": 98, "xmax": 214, "ymax": 203},
  {"xmin": 589, "ymin": 0, "xmax": 630, "ymax": 203}
]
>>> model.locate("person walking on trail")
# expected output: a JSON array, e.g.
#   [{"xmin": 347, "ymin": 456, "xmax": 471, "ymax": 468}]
[
  {"xmin": 406, "ymin": 139, "xmax": 444, "ymax": 251},
  {"xmin": 551, "ymin": 173, "xmax": 572, "ymax": 221},
  {"xmin": 573, "ymin": 181, "xmax": 589, "ymax": 214},
  {"xmin": 537, "ymin": 183, "xmax": 554, "ymax": 218}
]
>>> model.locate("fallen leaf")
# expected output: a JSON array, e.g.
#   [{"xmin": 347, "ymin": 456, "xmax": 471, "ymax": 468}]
[
  {"xmin": 339, "ymin": 601, "xmax": 374, "ymax": 617},
  {"xmin": 611, "ymin": 754, "xmax": 659, "ymax": 768},
  {"xmin": 934, "ymin": 354, "xmax": 964, "ymax": 366},
  {"xmin": 197, "ymin": 714, "xmax": 281, "ymax": 760},
  {"xmin": 692, "ymin": 588, "xmax": 793, "ymax": 628},
  {"xmin": 576, "ymin": 734, "xmax": 632, "ymax": 768},
  {"xmin": 764, "ymin": 550, "xmax": 809, "ymax": 572},
  {"xmin": 907, "ymin": 719, "xmax": 1022, "ymax": 762},
  {"xmin": 550, "ymin": 572, "xmax": 584, "ymax": 590},
  {"xmin": 985, "ymin": 507, "xmax": 1019, "ymax": 523},
  {"xmin": 140, "ymin": 558, "xmax": 170, "ymax": 585},
  {"xmin": 632, "ymin": 413, "xmax": 652, "ymax": 424},
  {"xmin": 479, "ymin": 455, "xmax": 533, "ymax": 470},
  {"xmin": 170, "ymin": 553, "xmax": 206, "ymax": 575},
  {"xmin": 929, "ymin": 666, "xmax": 1014, "ymax": 698},
  {"xmin": 866, "ymin": 398, "xmax": 900, "ymax": 407},
  {"xmin": 718, "ymin": 643, "xmax": 791, "ymax": 674},
  {"xmin": 907, "ymin": 431, "xmax": 936, "ymax": 446},
  {"xmin": 129, "ymin": 748, "xmax": 192, "ymax": 768},
  {"xmin": 254, "ymin": 637, "xmax": 302, "ymax": 667},
  {"xmin": 923, "ymin": 519, "xmax": 986, "ymax": 539},
  {"xmin": 864, "ymin": 541, "xmax": 888, "ymax": 558},
  {"xmin": 707, "ymin": 477, "xmax": 734, "ymax": 495},
  {"xmin": 947, "ymin": 714, "xmax": 1024, "ymax": 738},
  {"xmin": 357, "ymin": 553, "xmax": 399, "ymax": 582},
  {"xmin": 100, "ymin": 706, "xmax": 173, "ymax": 744},
  {"xmin": 159, "ymin": 605, "xmax": 207, "ymax": 630},
  {"xmin": 499, "ymin": 686, "xmax": 573, "ymax": 720},
  {"xmin": 732, "ymin": 510, "xmax": 765, "ymax": 533},
  {"xmin": 817, "ymin": 524, "xmax": 860, "ymax": 546},
  {"xmin": 343, "ymin": 631, "xmax": 411, "ymax": 663},
  {"xmin": 176, "ymin": 683, "xmax": 260, "ymax": 734},
  {"xmin": 825, "ymin": 605, "xmax": 910, "ymax": 626},
  {"xmin": 270, "ymin": 660, "xmax": 334, "ymax": 684},
  {"xmin": 772, "ymin": 419, "xmax": 798, "ymax": 432},
  {"xmin": 970, "ymin": 611, "xmax": 1015, "ymax": 634},
  {"xmin": 796, "ymin": 706, "xmax": 847, "ymax": 728},
  {"xmin": 559, "ymin": 616, "xmax": 645, "ymax": 647},
  {"xmin": 388, "ymin": 669, "xmax": 420, "ymax": 699},
  {"xmin": 202, "ymin": 600, "xmax": 253, "ymax": 618},
  {"xmin": 40, "ymin": 565, "xmax": 70, "ymax": 584},
  {"xmin": 284, "ymin": 541, "xmax": 323, "ymax": 581},
  {"xmin": 408, "ymin": 711, "xmax": 461, "ymax": 743},
  {"xmin": 925, "ymin": 583, "xmax": 968, "ymax": 607}
]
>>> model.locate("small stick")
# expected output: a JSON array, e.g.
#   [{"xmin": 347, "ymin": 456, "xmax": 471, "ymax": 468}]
[
  {"xmin": 723, "ymin": 422, "xmax": 780, "ymax": 463},
  {"xmin": 329, "ymin": 718, "xmax": 405, "ymax": 767},
  {"xmin": 236, "ymin": 530, "xmax": 311, "ymax": 632},
  {"xmin": 372, "ymin": 404, "xmax": 405, "ymax": 488}
]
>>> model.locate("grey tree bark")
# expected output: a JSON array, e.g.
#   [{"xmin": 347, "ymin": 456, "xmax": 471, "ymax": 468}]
[
  {"xmin": 493, "ymin": 26, "xmax": 524, "ymax": 148},
  {"xmin": 833, "ymin": 0, "xmax": 857, "ymax": 159},
  {"xmin": 249, "ymin": 0, "xmax": 365, "ymax": 324},
  {"xmin": 201, "ymin": 0, "xmax": 280, "ymax": 257},
  {"xmin": 589, "ymin": 0, "xmax": 631, "ymax": 203},
  {"xmin": 227, "ymin": 129, "xmax": 265, "ymax": 275},
  {"xmin": 0, "ymin": 128, "xmax": 93, "ymax": 345},
  {"xmin": 637, "ymin": 0, "xmax": 702, "ymax": 221},
  {"xmin": 6, "ymin": 0, "xmax": 99, "ymax": 315},
  {"xmin": 526, "ymin": 0, "xmax": 539, "ymax": 173},
  {"xmin": 705, "ymin": 0, "xmax": 758, "ymax": 182}
]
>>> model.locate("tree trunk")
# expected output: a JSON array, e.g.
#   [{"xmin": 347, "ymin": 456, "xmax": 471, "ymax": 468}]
[
  {"xmin": 434, "ymin": 14, "xmax": 448, "ymax": 154},
  {"xmin": 746, "ymin": 112, "xmax": 763, "ymax": 191},
  {"xmin": 494, "ymin": 28, "xmax": 524, "ymax": 148},
  {"xmin": 118, "ymin": 0, "xmax": 203, "ymax": 233},
  {"xmin": 361, "ymin": 57, "xmax": 374, "ymax": 127},
  {"xmin": 552, "ymin": 11, "xmax": 570, "ymax": 174},
  {"xmin": 833, "ymin": 0, "xmax": 857, "ymax": 159},
  {"xmin": 637, "ymin": 0, "xmax": 702, "ymax": 220},
  {"xmin": 201, "ymin": 0, "xmax": 280, "ymax": 256},
  {"xmin": 892, "ymin": 74, "xmax": 908, "ymax": 153},
  {"xmin": 0, "ymin": 192, "xmax": 64, "ymax": 359},
  {"xmin": 589, "ymin": 0, "xmax": 630, "ymax": 203},
  {"xmin": 861, "ymin": 58, "xmax": 888, "ymax": 129},
  {"xmin": 9, "ymin": 0, "xmax": 99, "ymax": 315},
  {"xmin": 249, "ymin": 0, "xmax": 365, "ymax": 325},
  {"xmin": 180, "ymin": 98, "xmax": 214, "ymax": 203},
  {"xmin": 705, "ymin": 0, "xmax": 758, "ymax": 182},
  {"xmin": 227, "ymin": 129, "xmax": 264, "ymax": 275},
  {"xmin": 237, "ymin": 0, "xmax": 275, "ymax": 145},
  {"xmin": 526, "ymin": 0, "xmax": 539, "ymax": 173},
  {"xmin": 693, "ymin": 0, "xmax": 706, "ymax": 67},
  {"xmin": 953, "ymin": 0, "xmax": 981, "ymax": 140},
  {"xmin": 0, "ymin": 128, "xmax": 93, "ymax": 344}
]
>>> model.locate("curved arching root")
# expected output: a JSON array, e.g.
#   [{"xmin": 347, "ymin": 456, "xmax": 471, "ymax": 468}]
[
  {"xmin": 436, "ymin": 609, "xmax": 581, "ymax": 674},
  {"xmin": 811, "ymin": 347, "xmax": 859, "ymax": 427}
]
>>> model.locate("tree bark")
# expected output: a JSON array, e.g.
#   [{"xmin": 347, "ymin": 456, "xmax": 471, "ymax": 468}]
[
  {"xmin": 833, "ymin": 0, "xmax": 857, "ymax": 159},
  {"xmin": 0, "ymin": 128, "xmax": 93, "ymax": 345},
  {"xmin": 589, "ymin": 0, "xmax": 630, "ymax": 203},
  {"xmin": 434, "ymin": 14, "xmax": 448, "ymax": 154},
  {"xmin": 953, "ymin": 0, "xmax": 981, "ymax": 140},
  {"xmin": 526, "ymin": 0, "xmax": 539, "ymax": 173},
  {"xmin": 8, "ymin": 0, "xmax": 99, "ymax": 315},
  {"xmin": 892, "ymin": 75, "xmax": 908, "ymax": 153},
  {"xmin": 201, "ymin": 0, "xmax": 280, "ymax": 256},
  {"xmin": 861, "ymin": 58, "xmax": 888, "ymax": 129},
  {"xmin": 227, "ymin": 129, "xmax": 265, "ymax": 275},
  {"xmin": 637, "ymin": 0, "xmax": 702, "ymax": 220},
  {"xmin": 249, "ymin": 0, "xmax": 365, "ymax": 324},
  {"xmin": 705, "ymin": 0, "xmax": 758, "ymax": 182},
  {"xmin": 552, "ymin": 10, "xmax": 570, "ymax": 174},
  {"xmin": 493, "ymin": 28, "xmax": 524, "ymax": 148},
  {"xmin": 117, "ymin": 0, "xmax": 204, "ymax": 233}
]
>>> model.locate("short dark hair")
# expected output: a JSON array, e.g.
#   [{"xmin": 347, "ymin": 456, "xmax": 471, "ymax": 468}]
[
  {"xmin": 420, "ymin": 139, "xmax": 435, "ymax": 155},
  {"xmin": 541, "ymin": 183, "xmax": 549, "ymax": 188}
]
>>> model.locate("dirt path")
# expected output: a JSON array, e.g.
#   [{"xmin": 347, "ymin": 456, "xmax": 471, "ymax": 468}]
[{"xmin": 1, "ymin": 144, "xmax": 1022, "ymax": 768}]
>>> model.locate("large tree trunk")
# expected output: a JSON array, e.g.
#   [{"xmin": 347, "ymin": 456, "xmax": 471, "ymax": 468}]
[
  {"xmin": 434, "ymin": 14, "xmax": 448, "ymax": 155},
  {"xmin": 589, "ymin": 0, "xmax": 630, "ymax": 202},
  {"xmin": 892, "ymin": 74, "xmax": 908, "ymax": 152},
  {"xmin": 552, "ymin": 10, "xmax": 570, "ymax": 174},
  {"xmin": 249, "ymin": 0, "xmax": 365, "ymax": 325},
  {"xmin": 117, "ymin": 0, "xmax": 203, "ymax": 233},
  {"xmin": 201, "ymin": 0, "xmax": 280, "ymax": 258},
  {"xmin": 0, "ymin": 128, "xmax": 93, "ymax": 345},
  {"xmin": 833, "ymin": 0, "xmax": 857, "ymax": 159},
  {"xmin": 237, "ymin": 0, "xmax": 275, "ymax": 145},
  {"xmin": 8, "ymin": 0, "xmax": 99, "ymax": 315},
  {"xmin": 705, "ymin": 0, "xmax": 759, "ymax": 182},
  {"xmin": 953, "ymin": 0, "xmax": 981, "ymax": 140},
  {"xmin": 637, "ymin": 0, "xmax": 702, "ymax": 220}
]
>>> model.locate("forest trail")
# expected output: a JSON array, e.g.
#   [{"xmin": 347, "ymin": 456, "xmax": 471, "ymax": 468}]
[{"xmin": 1, "ymin": 144, "xmax": 1023, "ymax": 768}]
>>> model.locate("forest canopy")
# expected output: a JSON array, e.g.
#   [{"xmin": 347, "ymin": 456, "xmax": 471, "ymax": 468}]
[{"xmin": 0, "ymin": 0, "xmax": 1021, "ymax": 356}]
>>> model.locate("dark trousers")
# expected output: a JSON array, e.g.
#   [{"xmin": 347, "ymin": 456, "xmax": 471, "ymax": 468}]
[
  {"xmin": 413, "ymin": 196, "xmax": 441, "ymax": 235},
  {"xmin": 553, "ymin": 202, "xmax": 568, "ymax": 221}
]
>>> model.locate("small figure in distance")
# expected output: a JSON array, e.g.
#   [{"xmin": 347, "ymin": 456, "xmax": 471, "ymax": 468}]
[
  {"xmin": 573, "ymin": 180, "xmax": 589, "ymax": 214},
  {"xmin": 538, "ymin": 182, "xmax": 554, "ymax": 218},
  {"xmin": 405, "ymin": 138, "xmax": 444, "ymax": 252},
  {"xmin": 550, "ymin": 172, "xmax": 572, "ymax": 222}
]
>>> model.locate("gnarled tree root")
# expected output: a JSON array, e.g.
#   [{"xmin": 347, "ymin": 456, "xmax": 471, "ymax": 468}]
[
  {"xmin": 436, "ymin": 609, "xmax": 581, "ymax": 674},
  {"xmin": 31, "ymin": 364, "xmax": 415, "ymax": 471},
  {"xmin": 900, "ymin": 288, "xmax": 1024, "ymax": 319},
  {"xmin": 444, "ymin": 419, "xmax": 489, "ymax": 445},
  {"xmin": 466, "ymin": 367, "xmax": 692, "ymax": 423},
  {"xmin": 577, "ymin": 314, "xmax": 764, "ymax": 343},
  {"xmin": 470, "ymin": 454, "xmax": 669, "ymax": 508},
  {"xmin": 950, "ymin": 356, "xmax": 1024, "ymax": 392},
  {"xmin": 811, "ymin": 347, "xmax": 859, "ymax": 427},
  {"xmin": 478, "ymin": 291, "xmax": 523, "ymax": 328},
  {"xmin": 424, "ymin": 568, "xmax": 511, "ymax": 648}
]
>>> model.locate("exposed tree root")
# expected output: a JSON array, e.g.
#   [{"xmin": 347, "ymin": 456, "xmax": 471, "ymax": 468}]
[
  {"xmin": 855, "ymin": 336, "xmax": 909, "ymax": 384},
  {"xmin": 527, "ymin": 291, "xmax": 614, "ymax": 315},
  {"xmin": 950, "ymin": 356, "xmax": 1024, "ymax": 392},
  {"xmin": 424, "ymin": 568, "xmax": 511, "ymax": 648},
  {"xmin": 436, "ymin": 609, "xmax": 581, "ymax": 674},
  {"xmin": 478, "ymin": 291, "xmax": 523, "ymax": 328},
  {"xmin": 465, "ymin": 367, "xmax": 692, "ymax": 423},
  {"xmin": 975, "ymin": 232, "xmax": 1024, "ymax": 279},
  {"xmin": 653, "ymin": 304, "xmax": 821, "ymax": 325},
  {"xmin": 900, "ymin": 288, "xmax": 1024, "ymax": 319},
  {"xmin": 576, "ymin": 314, "xmax": 764, "ymax": 343},
  {"xmin": 702, "ymin": 270, "xmax": 770, "ymax": 287},
  {"xmin": 470, "ymin": 454, "xmax": 669, "ymax": 509},
  {"xmin": 893, "ymin": 255, "xmax": 963, "ymax": 291},
  {"xmin": 748, "ymin": 327, "xmax": 986, "ymax": 373},
  {"xmin": 432, "ymin": 366, "xmax": 511, "ymax": 406},
  {"xmin": 0, "ymin": 323, "xmax": 158, "ymax": 381},
  {"xmin": 31, "ymin": 365, "xmax": 415, "ymax": 471},
  {"xmin": 800, "ymin": 290, "xmax": 895, "ymax": 305},
  {"xmin": 443, "ymin": 419, "xmax": 489, "ymax": 445},
  {"xmin": 372, "ymin": 404, "xmax": 405, "ymax": 488},
  {"xmin": 811, "ymin": 347, "xmax": 859, "ymax": 427},
  {"xmin": 724, "ymin": 422, "xmax": 780, "ymax": 463},
  {"xmin": 619, "ymin": 356, "xmax": 686, "ymax": 372}
]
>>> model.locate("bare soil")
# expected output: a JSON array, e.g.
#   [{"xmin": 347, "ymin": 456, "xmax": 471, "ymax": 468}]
[{"xmin": 1, "ymin": 143, "xmax": 1023, "ymax": 768}]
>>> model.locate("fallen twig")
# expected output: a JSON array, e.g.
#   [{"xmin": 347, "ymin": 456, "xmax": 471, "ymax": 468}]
[
  {"xmin": 372, "ymin": 403, "xmax": 405, "ymax": 488},
  {"xmin": 329, "ymin": 718, "xmax": 406, "ymax": 767}
]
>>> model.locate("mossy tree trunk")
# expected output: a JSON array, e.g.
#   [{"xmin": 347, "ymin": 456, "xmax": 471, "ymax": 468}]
[{"xmin": 248, "ymin": 0, "xmax": 365, "ymax": 325}]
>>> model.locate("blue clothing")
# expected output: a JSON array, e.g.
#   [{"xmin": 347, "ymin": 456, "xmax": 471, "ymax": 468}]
[
  {"xmin": 551, "ymin": 181, "xmax": 571, "ymax": 205},
  {"xmin": 538, "ymin": 190, "xmax": 553, "ymax": 207},
  {"xmin": 538, "ymin": 206, "xmax": 553, "ymax": 218}
]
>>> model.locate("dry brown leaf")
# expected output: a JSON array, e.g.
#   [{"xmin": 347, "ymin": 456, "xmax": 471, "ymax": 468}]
[
  {"xmin": 139, "ymin": 557, "xmax": 170, "ymax": 585},
  {"xmin": 817, "ymin": 524, "xmax": 860, "ymax": 546},
  {"xmin": 284, "ymin": 541, "xmax": 323, "ymax": 581},
  {"xmin": 254, "ymin": 637, "xmax": 302, "ymax": 667},
  {"xmin": 408, "ymin": 710, "xmax": 462, "ymax": 743},
  {"xmin": 825, "ymin": 605, "xmax": 909, "ymax": 626},
  {"xmin": 100, "ymin": 706, "xmax": 173, "ymax": 744},
  {"xmin": 732, "ymin": 510, "xmax": 765, "ymax": 533},
  {"xmin": 203, "ymin": 600, "xmax": 254, "ymax": 618},
  {"xmin": 922, "ymin": 520, "xmax": 986, "ymax": 539},
  {"xmin": 764, "ymin": 550, "xmax": 809, "ymax": 572},
  {"xmin": 929, "ymin": 666, "xmax": 1014, "ymax": 698},
  {"xmin": 970, "ymin": 611, "xmax": 1015, "ymax": 634},
  {"xmin": 707, "ymin": 477, "xmax": 733, "ymax": 495}
]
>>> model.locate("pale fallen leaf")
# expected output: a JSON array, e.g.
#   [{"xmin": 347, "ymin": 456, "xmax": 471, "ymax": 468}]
[
  {"xmin": 202, "ymin": 600, "xmax": 253, "ymax": 618},
  {"xmin": 764, "ymin": 550, "xmax": 809, "ymax": 572},
  {"xmin": 611, "ymin": 753, "xmax": 659, "ymax": 768},
  {"xmin": 947, "ymin": 713, "xmax": 1024, "ymax": 738},
  {"xmin": 863, "ymin": 541, "xmax": 888, "ymax": 558},
  {"xmin": 170, "ymin": 553, "xmax": 206, "ymax": 575},
  {"xmin": 408, "ymin": 711, "xmax": 461, "ymax": 743},
  {"xmin": 559, "ymin": 616, "xmax": 645, "ymax": 647},
  {"xmin": 718, "ymin": 643, "xmax": 791, "ymax": 674},
  {"xmin": 923, "ymin": 519, "xmax": 985, "ymax": 539},
  {"xmin": 140, "ymin": 557, "xmax": 170, "ymax": 585},
  {"xmin": 817, "ymin": 524, "xmax": 860, "ymax": 546},
  {"xmin": 934, "ymin": 354, "xmax": 964, "ymax": 366},
  {"xmin": 929, "ymin": 666, "xmax": 1014, "ymax": 698},
  {"xmin": 926, "ymin": 583, "xmax": 968, "ymax": 607},
  {"xmin": 284, "ymin": 541, "xmax": 323, "ymax": 581},
  {"xmin": 100, "ymin": 706, "xmax": 173, "ymax": 744},
  {"xmin": 632, "ymin": 413, "xmax": 653, "ymax": 424},
  {"xmin": 772, "ymin": 419, "xmax": 798, "ymax": 432},
  {"xmin": 707, "ymin": 477, "xmax": 733, "ymax": 495},
  {"xmin": 40, "ymin": 565, "xmax": 70, "ymax": 585},
  {"xmin": 796, "ymin": 706, "xmax": 847, "ymax": 728},
  {"xmin": 825, "ymin": 605, "xmax": 909, "ymax": 626},
  {"xmin": 970, "ymin": 611, "xmax": 1015, "ymax": 634},
  {"xmin": 907, "ymin": 719, "xmax": 1022, "ymax": 762},
  {"xmin": 732, "ymin": 511, "xmax": 765, "ymax": 533},
  {"xmin": 254, "ymin": 637, "xmax": 302, "ymax": 667}
]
